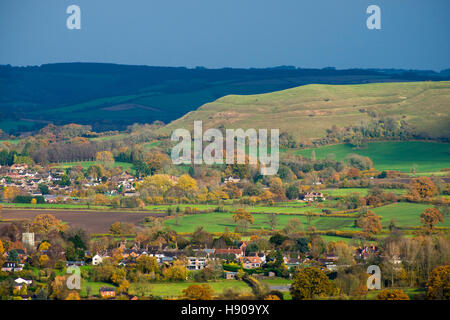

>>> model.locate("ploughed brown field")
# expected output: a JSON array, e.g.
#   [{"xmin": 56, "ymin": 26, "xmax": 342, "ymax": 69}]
[{"xmin": 0, "ymin": 209, "xmax": 163, "ymax": 233}]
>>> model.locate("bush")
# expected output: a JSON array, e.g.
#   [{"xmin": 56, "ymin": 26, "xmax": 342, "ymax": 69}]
[{"xmin": 14, "ymin": 195, "xmax": 45, "ymax": 204}]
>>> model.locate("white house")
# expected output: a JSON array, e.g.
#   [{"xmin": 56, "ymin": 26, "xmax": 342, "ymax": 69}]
[
  {"xmin": 224, "ymin": 176, "xmax": 241, "ymax": 184},
  {"xmin": 92, "ymin": 254, "xmax": 107, "ymax": 265},
  {"xmin": 187, "ymin": 257, "xmax": 208, "ymax": 270},
  {"xmin": 303, "ymin": 192, "xmax": 325, "ymax": 202},
  {"xmin": 14, "ymin": 278, "xmax": 32, "ymax": 289}
]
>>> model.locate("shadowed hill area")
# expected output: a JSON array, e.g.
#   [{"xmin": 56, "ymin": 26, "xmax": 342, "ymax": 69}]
[
  {"xmin": 1, "ymin": 63, "xmax": 448, "ymax": 134},
  {"xmin": 164, "ymin": 81, "xmax": 450, "ymax": 140}
]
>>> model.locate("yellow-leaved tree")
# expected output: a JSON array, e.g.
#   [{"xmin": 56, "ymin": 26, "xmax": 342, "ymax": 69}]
[{"xmin": 181, "ymin": 284, "xmax": 214, "ymax": 300}]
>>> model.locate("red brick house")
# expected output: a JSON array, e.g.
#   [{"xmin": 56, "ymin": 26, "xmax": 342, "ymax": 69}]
[{"xmin": 99, "ymin": 287, "xmax": 116, "ymax": 298}]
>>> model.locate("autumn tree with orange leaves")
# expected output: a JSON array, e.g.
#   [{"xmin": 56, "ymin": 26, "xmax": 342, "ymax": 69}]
[
  {"xmin": 31, "ymin": 214, "xmax": 68, "ymax": 235},
  {"xmin": 420, "ymin": 207, "xmax": 444, "ymax": 234},
  {"xmin": 407, "ymin": 177, "xmax": 438, "ymax": 201},
  {"xmin": 376, "ymin": 289, "xmax": 410, "ymax": 300},
  {"xmin": 181, "ymin": 284, "xmax": 214, "ymax": 300},
  {"xmin": 356, "ymin": 210, "xmax": 382, "ymax": 235}
]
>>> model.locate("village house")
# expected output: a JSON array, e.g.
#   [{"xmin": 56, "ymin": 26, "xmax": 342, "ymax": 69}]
[
  {"xmin": 92, "ymin": 253, "xmax": 108, "ymax": 266},
  {"xmin": 187, "ymin": 256, "xmax": 208, "ymax": 270},
  {"xmin": 196, "ymin": 248, "xmax": 215, "ymax": 257},
  {"xmin": 14, "ymin": 278, "xmax": 32, "ymax": 290},
  {"xmin": 149, "ymin": 250, "xmax": 183, "ymax": 265},
  {"xmin": 66, "ymin": 260, "xmax": 85, "ymax": 267},
  {"xmin": 356, "ymin": 245, "xmax": 379, "ymax": 260},
  {"xmin": 99, "ymin": 287, "xmax": 116, "ymax": 298},
  {"xmin": 1, "ymin": 262, "xmax": 24, "ymax": 272},
  {"xmin": 302, "ymin": 192, "xmax": 325, "ymax": 202},
  {"xmin": 319, "ymin": 253, "xmax": 338, "ymax": 271},
  {"xmin": 10, "ymin": 164, "xmax": 29, "ymax": 172},
  {"xmin": 246, "ymin": 252, "xmax": 266, "ymax": 263},
  {"xmin": 283, "ymin": 256, "xmax": 301, "ymax": 268},
  {"xmin": 44, "ymin": 195, "xmax": 58, "ymax": 203},
  {"xmin": 224, "ymin": 271, "xmax": 238, "ymax": 280},
  {"xmin": 119, "ymin": 259, "xmax": 136, "ymax": 267},
  {"xmin": 240, "ymin": 256, "xmax": 263, "ymax": 269},
  {"xmin": 214, "ymin": 248, "xmax": 243, "ymax": 260},
  {"xmin": 224, "ymin": 176, "xmax": 241, "ymax": 184},
  {"xmin": 122, "ymin": 249, "xmax": 143, "ymax": 259}
]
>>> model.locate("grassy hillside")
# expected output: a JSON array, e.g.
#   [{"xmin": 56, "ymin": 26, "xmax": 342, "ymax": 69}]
[
  {"xmin": 164, "ymin": 81, "xmax": 450, "ymax": 140},
  {"xmin": 295, "ymin": 141, "xmax": 450, "ymax": 173}
]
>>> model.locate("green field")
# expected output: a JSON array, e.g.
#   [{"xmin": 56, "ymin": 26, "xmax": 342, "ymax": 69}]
[
  {"xmin": 162, "ymin": 202, "xmax": 449, "ymax": 233},
  {"xmin": 322, "ymin": 188, "xmax": 407, "ymax": 197},
  {"xmin": 295, "ymin": 141, "xmax": 450, "ymax": 173},
  {"xmin": 321, "ymin": 235, "xmax": 352, "ymax": 243},
  {"xmin": 143, "ymin": 141, "xmax": 161, "ymax": 150},
  {"xmin": 371, "ymin": 202, "xmax": 450, "ymax": 228},
  {"xmin": 128, "ymin": 278, "xmax": 291, "ymax": 298},
  {"xmin": 164, "ymin": 211, "xmax": 356, "ymax": 233},
  {"xmin": 146, "ymin": 203, "xmax": 330, "ymax": 215},
  {"xmin": 129, "ymin": 280, "xmax": 251, "ymax": 298},
  {"xmin": 50, "ymin": 160, "xmax": 134, "ymax": 171}
]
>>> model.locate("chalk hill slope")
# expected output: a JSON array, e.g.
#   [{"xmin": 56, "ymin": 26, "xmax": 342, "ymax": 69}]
[{"xmin": 164, "ymin": 81, "xmax": 450, "ymax": 140}]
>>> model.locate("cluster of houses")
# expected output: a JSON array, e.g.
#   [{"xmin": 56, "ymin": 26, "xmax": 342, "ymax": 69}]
[
  {"xmin": 88, "ymin": 241, "xmax": 381, "ymax": 274},
  {"xmin": 2, "ymin": 231, "xmax": 382, "ymax": 276},
  {"xmin": 0, "ymin": 231, "xmax": 384, "ymax": 300},
  {"xmin": 0, "ymin": 164, "xmax": 140, "ymax": 201},
  {"xmin": 0, "ymin": 164, "xmax": 61, "ymax": 196},
  {"xmin": 1, "ymin": 164, "xmax": 330, "ymax": 205},
  {"xmin": 91, "ymin": 241, "xmax": 251, "ymax": 271}
]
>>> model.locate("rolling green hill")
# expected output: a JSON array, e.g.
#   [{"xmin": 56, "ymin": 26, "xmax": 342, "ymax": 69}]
[{"xmin": 164, "ymin": 81, "xmax": 450, "ymax": 140}]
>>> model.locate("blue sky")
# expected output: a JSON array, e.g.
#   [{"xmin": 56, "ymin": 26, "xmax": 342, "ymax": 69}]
[{"xmin": 0, "ymin": 0, "xmax": 449, "ymax": 70}]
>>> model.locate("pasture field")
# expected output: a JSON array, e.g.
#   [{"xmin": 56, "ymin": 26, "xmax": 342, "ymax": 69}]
[
  {"xmin": 164, "ymin": 211, "xmax": 356, "ymax": 233},
  {"xmin": 129, "ymin": 280, "xmax": 251, "ymax": 298},
  {"xmin": 3, "ymin": 202, "xmax": 444, "ymax": 234},
  {"xmin": 320, "ymin": 235, "xmax": 352, "ymax": 243},
  {"xmin": 143, "ymin": 141, "xmax": 161, "ymax": 150},
  {"xmin": 294, "ymin": 141, "xmax": 450, "ymax": 173},
  {"xmin": 128, "ymin": 278, "xmax": 291, "ymax": 298},
  {"xmin": 49, "ymin": 160, "xmax": 134, "ymax": 171},
  {"xmin": 322, "ymin": 188, "xmax": 407, "ymax": 197},
  {"xmin": 146, "ymin": 203, "xmax": 327, "ymax": 215},
  {"xmin": 163, "ymin": 202, "xmax": 448, "ymax": 233},
  {"xmin": 371, "ymin": 202, "xmax": 450, "ymax": 228}
]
